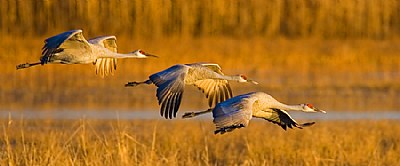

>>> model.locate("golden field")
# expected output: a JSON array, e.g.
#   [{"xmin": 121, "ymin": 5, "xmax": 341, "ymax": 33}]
[
  {"xmin": 1, "ymin": 1, "xmax": 400, "ymax": 165},
  {"xmin": 1, "ymin": 119, "xmax": 400, "ymax": 165}
]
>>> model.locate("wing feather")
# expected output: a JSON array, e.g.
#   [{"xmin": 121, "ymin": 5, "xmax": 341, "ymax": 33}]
[
  {"xmin": 94, "ymin": 57, "xmax": 116, "ymax": 77},
  {"xmin": 170, "ymin": 93, "xmax": 178, "ymax": 117},
  {"xmin": 212, "ymin": 94, "xmax": 254, "ymax": 134},
  {"xmin": 149, "ymin": 65, "xmax": 188, "ymax": 119},
  {"xmin": 254, "ymin": 108, "xmax": 315, "ymax": 130},
  {"xmin": 165, "ymin": 94, "xmax": 174, "ymax": 119},
  {"xmin": 95, "ymin": 59, "xmax": 104, "ymax": 76},
  {"xmin": 193, "ymin": 79, "xmax": 233, "ymax": 108},
  {"xmin": 209, "ymin": 91, "xmax": 215, "ymax": 107},
  {"xmin": 212, "ymin": 92, "xmax": 316, "ymax": 134},
  {"xmin": 223, "ymin": 84, "xmax": 233, "ymax": 101},
  {"xmin": 88, "ymin": 36, "xmax": 117, "ymax": 52},
  {"xmin": 160, "ymin": 93, "xmax": 170, "ymax": 117},
  {"xmin": 193, "ymin": 63, "xmax": 233, "ymax": 107},
  {"xmin": 89, "ymin": 36, "xmax": 118, "ymax": 77},
  {"xmin": 41, "ymin": 29, "xmax": 91, "ymax": 64},
  {"xmin": 199, "ymin": 63, "xmax": 223, "ymax": 75},
  {"xmin": 218, "ymin": 84, "xmax": 225, "ymax": 102}
]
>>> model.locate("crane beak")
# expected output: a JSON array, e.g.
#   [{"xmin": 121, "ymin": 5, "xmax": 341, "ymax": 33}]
[
  {"xmin": 144, "ymin": 53, "xmax": 159, "ymax": 58},
  {"xmin": 314, "ymin": 108, "xmax": 326, "ymax": 113},
  {"xmin": 248, "ymin": 80, "xmax": 259, "ymax": 85}
]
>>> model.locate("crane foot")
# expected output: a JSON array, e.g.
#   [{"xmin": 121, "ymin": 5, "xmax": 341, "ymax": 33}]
[
  {"xmin": 182, "ymin": 112, "xmax": 196, "ymax": 119},
  {"xmin": 125, "ymin": 82, "xmax": 139, "ymax": 87},
  {"xmin": 214, "ymin": 124, "xmax": 245, "ymax": 135},
  {"xmin": 16, "ymin": 63, "xmax": 30, "ymax": 70}
]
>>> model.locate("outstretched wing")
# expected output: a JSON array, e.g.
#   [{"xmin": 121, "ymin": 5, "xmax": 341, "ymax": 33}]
[
  {"xmin": 212, "ymin": 94, "xmax": 254, "ymax": 134},
  {"xmin": 149, "ymin": 64, "xmax": 189, "ymax": 119},
  {"xmin": 41, "ymin": 29, "xmax": 91, "ymax": 64},
  {"xmin": 89, "ymin": 36, "xmax": 118, "ymax": 77},
  {"xmin": 200, "ymin": 63, "xmax": 223, "ymax": 74},
  {"xmin": 192, "ymin": 63, "xmax": 233, "ymax": 107},
  {"xmin": 254, "ymin": 108, "xmax": 315, "ymax": 130},
  {"xmin": 193, "ymin": 79, "xmax": 233, "ymax": 107},
  {"xmin": 88, "ymin": 36, "xmax": 117, "ymax": 52}
]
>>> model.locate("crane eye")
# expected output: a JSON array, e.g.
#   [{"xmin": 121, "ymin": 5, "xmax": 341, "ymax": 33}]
[
  {"xmin": 139, "ymin": 50, "xmax": 145, "ymax": 54},
  {"xmin": 306, "ymin": 103, "xmax": 314, "ymax": 108}
]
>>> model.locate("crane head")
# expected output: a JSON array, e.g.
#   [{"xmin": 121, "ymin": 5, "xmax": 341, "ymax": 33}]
[
  {"xmin": 302, "ymin": 103, "xmax": 326, "ymax": 113},
  {"xmin": 239, "ymin": 74, "xmax": 259, "ymax": 84},
  {"xmin": 131, "ymin": 49, "xmax": 158, "ymax": 58}
]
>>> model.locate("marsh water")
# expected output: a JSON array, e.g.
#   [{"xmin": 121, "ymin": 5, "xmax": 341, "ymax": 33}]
[{"xmin": 1, "ymin": 110, "xmax": 399, "ymax": 121}]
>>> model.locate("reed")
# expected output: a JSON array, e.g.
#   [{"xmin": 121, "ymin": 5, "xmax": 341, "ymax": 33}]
[
  {"xmin": 1, "ymin": 0, "xmax": 400, "ymax": 39},
  {"xmin": 1, "ymin": 118, "xmax": 399, "ymax": 165}
]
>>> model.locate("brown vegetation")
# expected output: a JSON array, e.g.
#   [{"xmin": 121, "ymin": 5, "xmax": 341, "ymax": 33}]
[
  {"xmin": 1, "ymin": 119, "xmax": 399, "ymax": 165},
  {"xmin": 1, "ymin": 0, "xmax": 400, "ymax": 39}
]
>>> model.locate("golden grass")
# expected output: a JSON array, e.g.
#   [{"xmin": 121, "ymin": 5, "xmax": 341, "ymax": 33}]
[
  {"xmin": 1, "ymin": 0, "xmax": 400, "ymax": 39},
  {"xmin": 1, "ymin": 118, "xmax": 400, "ymax": 165}
]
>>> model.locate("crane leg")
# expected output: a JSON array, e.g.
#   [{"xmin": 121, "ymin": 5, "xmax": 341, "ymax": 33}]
[
  {"xmin": 125, "ymin": 80, "xmax": 152, "ymax": 87},
  {"xmin": 182, "ymin": 109, "xmax": 212, "ymax": 119},
  {"xmin": 214, "ymin": 124, "xmax": 245, "ymax": 134},
  {"xmin": 16, "ymin": 62, "xmax": 41, "ymax": 70}
]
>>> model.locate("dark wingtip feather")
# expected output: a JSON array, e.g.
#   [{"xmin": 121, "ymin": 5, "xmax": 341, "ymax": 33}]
[
  {"xmin": 174, "ymin": 93, "xmax": 182, "ymax": 118},
  {"xmin": 160, "ymin": 105, "xmax": 166, "ymax": 119},
  {"xmin": 166, "ymin": 94, "xmax": 175, "ymax": 119},
  {"xmin": 171, "ymin": 93, "xmax": 179, "ymax": 118},
  {"xmin": 160, "ymin": 95, "xmax": 170, "ymax": 119}
]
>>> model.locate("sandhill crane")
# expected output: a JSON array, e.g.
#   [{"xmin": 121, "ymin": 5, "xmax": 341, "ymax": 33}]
[
  {"xmin": 16, "ymin": 29, "xmax": 158, "ymax": 77},
  {"xmin": 125, "ymin": 63, "xmax": 259, "ymax": 119},
  {"xmin": 183, "ymin": 92, "xmax": 326, "ymax": 134}
]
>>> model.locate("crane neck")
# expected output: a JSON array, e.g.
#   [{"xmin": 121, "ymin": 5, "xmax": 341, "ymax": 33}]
[
  {"xmin": 215, "ymin": 75, "xmax": 242, "ymax": 81},
  {"xmin": 98, "ymin": 52, "xmax": 140, "ymax": 59},
  {"xmin": 274, "ymin": 103, "xmax": 305, "ymax": 112}
]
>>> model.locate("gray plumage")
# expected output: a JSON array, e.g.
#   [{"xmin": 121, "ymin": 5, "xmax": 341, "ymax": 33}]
[
  {"xmin": 16, "ymin": 29, "xmax": 157, "ymax": 77},
  {"xmin": 125, "ymin": 63, "xmax": 258, "ymax": 119},
  {"xmin": 208, "ymin": 92, "xmax": 326, "ymax": 134},
  {"xmin": 88, "ymin": 36, "xmax": 118, "ymax": 76}
]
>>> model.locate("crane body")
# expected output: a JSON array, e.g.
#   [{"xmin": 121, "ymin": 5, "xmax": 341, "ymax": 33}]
[
  {"xmin": 16, "ymin": 29, "xmax": 157, "ymax": 77},
  {"xmin": 184, "ymin": 91, "xmax": 326, "ymax": 134},
  {"xmin": 125, "ymin": 63, "xmax": 258, "ymax": 119}
]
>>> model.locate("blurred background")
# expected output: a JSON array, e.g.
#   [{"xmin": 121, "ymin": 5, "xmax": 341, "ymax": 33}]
[{"xmin": 1, "ymin": 0, "xmax": 399, "ymax": 112}]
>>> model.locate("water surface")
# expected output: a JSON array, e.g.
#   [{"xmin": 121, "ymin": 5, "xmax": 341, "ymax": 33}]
[{"xmin": 1, "ymin": 110, "xmax": 399, "ymax": 121}]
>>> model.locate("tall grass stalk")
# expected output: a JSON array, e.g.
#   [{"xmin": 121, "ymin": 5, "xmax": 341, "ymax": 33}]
[
  {"xmin": 1, "ymin": 0, "xmax": 400, "ymax": 39},
  {"xmin": 1, "ymin": 118, "xmax": 400, "ymax": 165}
]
